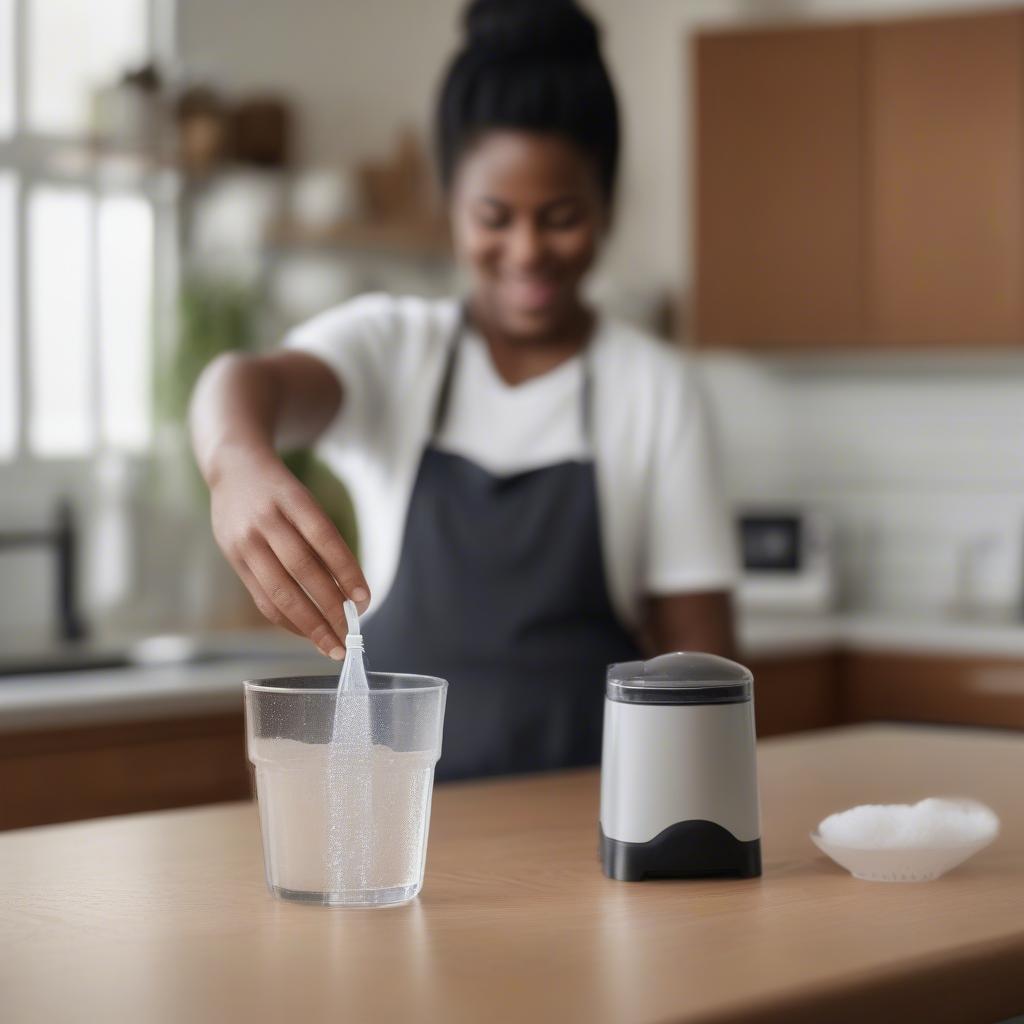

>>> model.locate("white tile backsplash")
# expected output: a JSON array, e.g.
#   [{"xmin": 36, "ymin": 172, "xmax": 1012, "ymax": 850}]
[{"xmin": 701, "ymin": 354, "xmax": 1024, "ymax": 616}]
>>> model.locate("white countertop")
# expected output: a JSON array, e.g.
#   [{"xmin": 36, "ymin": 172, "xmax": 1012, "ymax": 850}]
[
  {"xmin": 0, "ymin": 653, "xmax": 331, "ymax": 734},
  {"xmin": 741, "ymin": 612, "xmax": 1024, "ymax": 659},
  {"xmin": 4, "ymin": 613, "xmax": 1024, "ymax": 734}
]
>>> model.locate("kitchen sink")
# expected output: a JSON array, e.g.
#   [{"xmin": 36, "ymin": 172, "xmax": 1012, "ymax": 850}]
[
  {"xmin": 0, "ymin": 648, "xmax": 133, "ymax": 676},
  {"xmin": 0, "ymin": 629, "xmax": 317, "ymax": 677}
]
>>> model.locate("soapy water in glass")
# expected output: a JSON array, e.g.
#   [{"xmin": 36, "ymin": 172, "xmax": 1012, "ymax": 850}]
[
  {"xmin": 252, "ymin": 739, "xmax": 435, "ymax": 900},
  {"xmin": 252, "ymin": 601, "xmax": 434, "ymax": 903}
]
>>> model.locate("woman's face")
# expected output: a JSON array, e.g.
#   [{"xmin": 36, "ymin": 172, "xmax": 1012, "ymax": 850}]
[{"xmin": 450, "ymin": 131, "xmax": 609, "ymax": 342}]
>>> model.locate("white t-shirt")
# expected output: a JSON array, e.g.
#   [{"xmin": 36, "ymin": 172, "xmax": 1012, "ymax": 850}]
[{"xmin": 285, "ymin": 293, "xmax": 736, "ymax": 628}]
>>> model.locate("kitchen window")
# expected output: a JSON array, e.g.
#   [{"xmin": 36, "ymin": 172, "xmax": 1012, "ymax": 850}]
[{"xmin": 0, "ymin": 0, "xmax": 175, "ymax": 465}]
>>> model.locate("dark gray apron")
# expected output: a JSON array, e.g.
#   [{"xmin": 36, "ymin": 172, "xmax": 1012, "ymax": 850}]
[{"xmin": 362, "ymin": 317, "xmax": 641, "ymax": 780}]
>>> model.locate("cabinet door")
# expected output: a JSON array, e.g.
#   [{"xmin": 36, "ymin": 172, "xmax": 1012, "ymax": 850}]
[
  {"xmin": 747, "ymin": 653, "xmax": 841, "ymax": 737},
  {"xmin": 867, "ymin": 13, "xmax": 1024, "ymax": 347},
  {"xmin": 694, "ymin": 27, "xmax": 864, "ymax": 347},
  {"xmin": 843, "ymin": 652, "xmax": 1024, "ymax": 729},
  {"xmin": 0, "ymin": 714, "xmax": 250, "ymax": 830}
]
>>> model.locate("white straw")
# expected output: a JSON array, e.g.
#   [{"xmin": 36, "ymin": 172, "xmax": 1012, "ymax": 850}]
[
  {"xmin": 327, "ymin": 598, "xmax": 373, "ymax": 889},
  {"xmin": 338, "ymin": 599, "xmax": 367, "ymax": 689}
]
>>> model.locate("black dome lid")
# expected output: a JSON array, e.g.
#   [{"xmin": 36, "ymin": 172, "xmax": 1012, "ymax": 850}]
[{"xmin": 606, "ymin": 652, "xmax": 753, "ymax": 705}]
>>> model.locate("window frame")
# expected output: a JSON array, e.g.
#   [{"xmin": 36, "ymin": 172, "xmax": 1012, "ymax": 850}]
[{"xmin": 0, "ymin": 0, "xmax": 178, "ymax": 471}]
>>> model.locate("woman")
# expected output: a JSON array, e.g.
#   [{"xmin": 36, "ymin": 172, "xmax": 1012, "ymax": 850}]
[{"xmin": 191, "ymin": 0, "xmax": 737, "ymax": 780}]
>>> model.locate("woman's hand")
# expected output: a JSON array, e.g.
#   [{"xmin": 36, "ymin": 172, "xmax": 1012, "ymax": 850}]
[{"xmin": 209, "ymin": 443, "xmax": 369, "ymax": 660}]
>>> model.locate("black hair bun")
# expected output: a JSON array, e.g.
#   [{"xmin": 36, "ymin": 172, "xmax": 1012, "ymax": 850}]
[
  {"xmin": 438, "ymin": 0, "xmax": 619, "ymax": 200},
  {"xmin": 463, "ymin": 0, "xmax": 601, "ymax": 60}
]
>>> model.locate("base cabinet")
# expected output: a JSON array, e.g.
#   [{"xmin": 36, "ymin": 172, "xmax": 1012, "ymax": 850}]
[
  {"xmin": 747, "ymin": 654, "xmax": 842, "ymax": 737},
  {"xmin": 842, "ymin": 652, "xmax": 1024, "ymax": 730},
  {"xmin": 5, "ymin": 649, "xmax": 1021, "ymax": 830},
  {"xmin": 0, "ymin": 713, "xmax": 251, "ymax": 831}
]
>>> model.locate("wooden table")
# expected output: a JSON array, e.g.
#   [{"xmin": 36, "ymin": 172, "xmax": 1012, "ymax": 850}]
[{"xmin": 2, "ymin": 724, "xmax": 1022, "ymax": 1024}]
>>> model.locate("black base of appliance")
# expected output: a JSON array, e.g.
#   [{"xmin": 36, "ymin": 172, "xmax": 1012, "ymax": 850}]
[{"xmin": 600, "ymin": 820, "xmax": 762, "ymax": 881}]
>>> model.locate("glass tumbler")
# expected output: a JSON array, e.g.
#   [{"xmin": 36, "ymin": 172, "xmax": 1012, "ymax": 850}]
[{"xmin": 244, "ymin": 673, "xmax": 447, "ymax": 907}]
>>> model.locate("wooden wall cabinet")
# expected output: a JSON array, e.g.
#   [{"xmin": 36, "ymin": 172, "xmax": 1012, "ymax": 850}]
[
  {"xmin": 867, "ymin": 13, "xmax": 1024, "ymax": 347},
  {"xmin": 694, "ymin": 27, "xmax": 864, "ymax": 347},
  {"xmin": 694, "ymin": 11, "xmax": 1024, "ymax": 350}
]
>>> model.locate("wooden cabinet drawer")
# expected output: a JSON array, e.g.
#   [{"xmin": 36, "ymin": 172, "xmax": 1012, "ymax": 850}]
[
  {"xmin": 747, "ymin": 653, "xmax": 842, "ymax": 737},
  {"xmin": 842, "ymin": 652, "xmax": 1024, "ymax": 729},
  {"xmin": 0, "ymin": 713, "xmax": 251, "ymax": 831}
]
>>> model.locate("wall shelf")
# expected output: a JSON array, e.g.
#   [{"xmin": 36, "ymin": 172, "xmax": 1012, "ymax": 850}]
[{"xmin": 266, "ymin": 219, "xmax": 451, "ymax": 263}]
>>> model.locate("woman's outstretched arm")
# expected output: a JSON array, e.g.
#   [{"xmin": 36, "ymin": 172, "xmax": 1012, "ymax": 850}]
[{"xmin": 190, "ymin": 350, "xmax": 369, "ymax": 659}]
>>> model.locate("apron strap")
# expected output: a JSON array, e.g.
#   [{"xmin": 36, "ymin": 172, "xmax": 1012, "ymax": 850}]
[
  {"xmin": 432, "ymin": 302, "xmax": 596, "ymax": 446},
  {"xmin": 430, "ymin": 305, "xmax": 465, "ymax": 437},
  {"xmin": 580, "ymin": 358, "xmax": 593, "ymax": 443}
]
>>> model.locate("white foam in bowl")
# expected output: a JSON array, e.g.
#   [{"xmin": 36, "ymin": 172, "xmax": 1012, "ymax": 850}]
[{"xmin": 811, "ymin": 798, "xmax": 999, "ymax": 882}]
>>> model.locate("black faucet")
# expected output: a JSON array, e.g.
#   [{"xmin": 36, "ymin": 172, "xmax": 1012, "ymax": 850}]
[{"xmin": 0, "ymin": 500, "xmax": 86, "ymax": 642}]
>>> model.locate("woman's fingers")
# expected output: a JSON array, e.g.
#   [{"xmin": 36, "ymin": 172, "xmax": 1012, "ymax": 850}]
[
  {"xmin": 214, "ymin": 477, "xmax": 366, "ymax": 655},
  {"xmin": 283, "ymin": 490, "xmax": 370, "ymax": 612},
  {"xmin": 262, "ymin": 516, "xmax": 349, "ymax": 641},
  {"xmin": 244, "ymin": 536, "xmax": 346, "ymax": 659},
  {"xmin": 231, "ymin": 557, "xmax": 305, "ymax": 638}
]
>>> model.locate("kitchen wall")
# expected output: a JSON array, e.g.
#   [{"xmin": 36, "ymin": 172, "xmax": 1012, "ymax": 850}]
[
  {"xmin": 805, "ymin": 369, "xmax": 1024, "ymax": 616},
  {"xmin": 702, "ymin": 358, "xmax": 1024, "ymax": 615},
  {"xmin": 592, "ymin": 0, "xmax": 1024, "ymax": 617},
  {"xmin": 7, "ymin": 0, "xmax": 1019, "ymax": 638},
  {"xmin": 179, "ymin": 0, "xmax": 1024, "ymax": 297},
  {"xmin": 592, "ymin": 0, "xmax": 1024, "ymax": 298},
  {"xmin": 173, "ymin": 1, "xmax": 1021, "ymax": 620},
  {"xmin": 177, "ymin": 0, "xmax": 464, "ymax": 167}
]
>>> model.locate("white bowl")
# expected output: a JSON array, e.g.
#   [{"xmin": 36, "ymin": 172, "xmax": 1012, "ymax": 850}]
[{"xmin": 810, "ymin": 832, "xmax": 994, "ymax": 882}]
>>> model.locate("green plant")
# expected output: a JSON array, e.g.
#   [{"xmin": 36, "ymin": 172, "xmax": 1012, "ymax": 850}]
[
  {"xmin": 157, "ymin": 276, "xmax": 260, "ymax": 423},
  {"xmin": 159, "ymin": 275, "xmax": 358, "ymax": 549},
  {"xmin": 282, "ymin": 450, "xmax": 359, "ymax": 553}
]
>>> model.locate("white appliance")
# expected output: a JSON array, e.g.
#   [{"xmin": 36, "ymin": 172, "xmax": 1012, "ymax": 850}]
[
  {"xmin": 736, "ymin": 509, "xmax": 836, "ymax": 614},
  {"xmin": 599, "ymin": 652, "xmax": 762, "ymax": 882}
]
